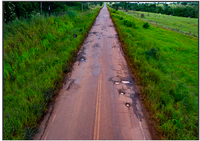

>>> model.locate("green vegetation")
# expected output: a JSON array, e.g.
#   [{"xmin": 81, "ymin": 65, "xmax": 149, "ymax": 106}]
[
  {"xmin": 108, "ymin": 7, "xmax": 198, "ymax": 140},
  {"xmin": 3, "ymin": 2, "xmax": 103, "ymax": 23},
  {"xmin": 4, "ymin": 5, "xmax": 101, "ymax": 139},
  {"xmin": 124, "ymin": 10, "xmax": 198, "ymax": 36},
  {"xmin": 108, "ymin": 2, "xmax": 198, "ymax": 18}
]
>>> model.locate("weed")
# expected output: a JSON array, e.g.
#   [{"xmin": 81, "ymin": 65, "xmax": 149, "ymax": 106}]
[
  {"xmin": 146, "ymin": 47, "xmax": 157, "ymax": 59},
  {"xmin": 123, "ymin": 19, "xmax": 136, "ymax": 28},
  {"xmin": 67, "ymin": 10, "xmax": 77, "ymax": 18},
  {"xmin": 141, "ymin": 13, "xmax": 145, "ymax": 18},
  {"xmin": 143, "ymin": 22, "xmax": 150, "ymax": 29}
]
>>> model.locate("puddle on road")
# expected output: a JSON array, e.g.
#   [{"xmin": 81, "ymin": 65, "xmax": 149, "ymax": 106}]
[
  {"xmin": 79, "ymin": 57, "xmax": 86, "ymax": 62},
  {"xmin": 76, "ymin": 47, "xmax": 87, "ymax": 63},
  {"xmin": 109, "ymin": 76, "xmax": 133, "ymax": 86},
  {"xmin": 125, "ymin": 103, "xmax": 131, "ymax": 107},
  {"xmin": 118, "ymin": 89, "xmax": 126, "ymax": 95},
  {"xmin": 92, "ymin": 63, "xmax": 102, "ymax": 76},
  {"xmin": 122, "ymin": 81, "xmax": 130, "ymax": 84},
  {"xmin": 114, "ymin": 81, "xmax": 120, "ymax": 85}
]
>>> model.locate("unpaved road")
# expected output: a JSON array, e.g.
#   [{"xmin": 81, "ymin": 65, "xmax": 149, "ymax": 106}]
[{"xmin": 34, "ymin": 5, "xmax": 154, "ymax": 140}]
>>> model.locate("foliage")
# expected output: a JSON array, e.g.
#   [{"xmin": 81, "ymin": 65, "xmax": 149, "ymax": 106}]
[
  {"xmin": 67, "ymin": 10, "xmax": 77, "ymax": 18},
  {"xmin": 141, "ymin": 13, "xmax": 145, "ymax": 18},
  {"xmin": 108, "ymin": 7, "xmax": 198, "ymax": 140},
  {"xmin": 3, "ymin": 6, "xmax": 101, "ymax": 139},
  {"xmin": 146, "ymin": 47, "xmax": 157, "ymax": 59},
  {"xmin": 123, "ymin": 19, "xmax": 136, "ymax": 28},
  {"xmin": 111, "ymin": 2, "xmax": 198, "ymax": 18},
  {"xmin": 143, "ymin": 22, "xmax": 150, "ymax": 29},
  {"xmin": 3, "ymin": 2, "xmax": 101, "ymax": 23}
]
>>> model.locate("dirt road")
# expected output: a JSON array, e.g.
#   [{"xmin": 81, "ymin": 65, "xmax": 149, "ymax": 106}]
[{"xmin": 33, "ymin": 5, "xmax": 153, "ymax": 140}]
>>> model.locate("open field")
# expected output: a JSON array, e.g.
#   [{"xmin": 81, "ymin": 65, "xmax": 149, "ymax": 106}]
[
  {"xmin": 109, "ymin": 7, "xmax": 198, "ymax": 140},
  {"xmin": 122, "ymin": 10, "xmax": 198, "ymax": 36},
  {"xmin": 3, "ymin": 6, "xmax": 101, "ymax": 139}
]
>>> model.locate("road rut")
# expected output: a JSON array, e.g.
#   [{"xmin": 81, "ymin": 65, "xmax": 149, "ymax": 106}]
[{"xmin": 33, "ymin": 5, "xmax": 153, "ymax": 140}]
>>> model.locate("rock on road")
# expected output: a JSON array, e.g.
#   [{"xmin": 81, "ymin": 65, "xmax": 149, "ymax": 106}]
[{"xmin": 33, "ymin": 4, "xmax": 154, "ymax": 140}]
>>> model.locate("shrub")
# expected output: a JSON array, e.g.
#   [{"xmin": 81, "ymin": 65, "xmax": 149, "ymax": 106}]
[
  {"xmin": 143, "ymin": 22, "xmax": 150, "ymax": 29},
  {"xmin": 141, "ymin": 13, "xmax": 145, "ymax": 18},
  {"xmin": 146, "ymin": 47, "xmax": 157, "ymax": 59},
  {"xmin": 123, "ymin": 19, "xmax": 136, "ymax": 28},
  {"xmin": 115, "ymin": 15, "xmax": 123, "ymax": 20},
  {"xmin": 67, "ymin": 11, "xmax": 77, "ymax": 18}
]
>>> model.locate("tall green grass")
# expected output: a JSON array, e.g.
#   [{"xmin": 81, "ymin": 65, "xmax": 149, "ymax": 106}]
[
  {"xmin": 4, "ymin": 6, "xmax": 101, "ymax": 139},
  {"xmin": 108, "ymin": 7, "xmax": 198, "ymax": 140},
  {"xmin": 123, "ymin": 10, "xmax": 198, "ymax": 36}
]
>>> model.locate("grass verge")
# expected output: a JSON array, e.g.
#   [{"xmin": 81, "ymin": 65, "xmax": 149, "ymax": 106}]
[
  {"xmin": 3, "ymin": 6, "xmax": 102, "ymax": 139},
  {"xmin": 122, "ymin": 10, "xmax": 198, "ymax": 36},
  {"xmin": 108, "ymin": 7, "xmax": 198, "ymax": 140}
]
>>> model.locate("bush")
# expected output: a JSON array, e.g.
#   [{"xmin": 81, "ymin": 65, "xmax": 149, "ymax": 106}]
[
  {"xmin": 141, "ymin": 13, "xmax": 145, "ymax": 18},
  {"xmin": 111, "ymin": 9, "xmax": 116, "ymax": 13},
  {"xmin": 143, "ymin": 22, "xmax": 150, "ymax": 29},
  {"xmin": 123, "ymin": 19, "xmax": 136, "ymax": 28},
  {"xmin": 146, "ymin": 47, "xmax": 157, "ymax": 59},
  {"xmin": 115, "ymin": 15, "xmax": 123, "ymax": 20},
  {"xmin": 67, "ymin": 11, "xmax": 77, "ymax": 18}
]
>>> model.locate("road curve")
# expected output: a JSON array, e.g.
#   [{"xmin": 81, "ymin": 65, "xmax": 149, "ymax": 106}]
[{"xmin": 33, "ymin": 4, "xmax": 153, "ymax": 140}]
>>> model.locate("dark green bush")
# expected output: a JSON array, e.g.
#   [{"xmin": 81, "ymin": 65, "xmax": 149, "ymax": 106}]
[
  {"xmin": 123, "ymin": 19, "xmax": 136, "ymax": 28},
  {"xmin": 67, "ymin": 11, "xmax": 77, "ymax": 18},
  {"xmin": 146, "ymin": 47, "xmax": 157, "ymax": 59},
  {"xmin": 115, "ymin": 15, "xmax": 123, "ymax": 20},
  {"xmin": 143, "ymin": 22, "xmax": 150, "ymax": 29},
  {"xmin": 141, "ymin": 13, "xmax": 145, "ymax": 18}
]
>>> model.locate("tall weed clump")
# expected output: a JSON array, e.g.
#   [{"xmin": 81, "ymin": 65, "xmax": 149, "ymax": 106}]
[
  {"xmin": 108, "ymin": 7, "xmax": 198, "ymax": 140},
  {"xmin": 3, "ymin": 6, "xmax": 102, "ymax": 140}
]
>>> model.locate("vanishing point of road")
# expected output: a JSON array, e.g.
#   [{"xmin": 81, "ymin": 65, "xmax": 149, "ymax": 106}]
[{"xmin": 34, "ymin": 4, "xmax": 156, "ymax": 140}]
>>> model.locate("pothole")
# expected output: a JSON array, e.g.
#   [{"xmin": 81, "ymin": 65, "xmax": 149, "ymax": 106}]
[
  {"xmin": 107, "ymin": 25, "xmax": 114, "ymax": 27},
  {"xmin": 92, "ymin": 63, "xmax": 102, "ymax": 76},
  {"xmin": 125, "ymin": 103, "xmax": 131, "ymax": 107},
  {"xmin": 122, "ymin": 81, "xmax": 130, "ymax": 84},
  {"xmin": 119, "ymin": 89, "xmax": 125, "ymax": 95},
  {"xmin": 109, "ymin": 76, "xmax": 134, "ymax": 86},
  {"xmin": 77, "ymin": 56, "xmax": 86, "ymax": 62},
  {"xmin": 114, "ymin": 81, "xmax": 120, "ymax": 85},
  {"xmin": 93, "ymin": 43, "xmax": 100, "ymax": 48}
]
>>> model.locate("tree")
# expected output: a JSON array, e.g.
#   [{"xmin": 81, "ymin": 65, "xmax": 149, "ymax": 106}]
[
  {"xmin": 40, "ymin": 2, "xmax": 42, "ymax": 13},
  {"xmin": 181, "ymin": 2, "xmax": 187, "ymax": 6}
]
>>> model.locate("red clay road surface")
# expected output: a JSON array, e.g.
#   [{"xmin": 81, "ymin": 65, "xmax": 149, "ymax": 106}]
[{"xmin": 33, "ymin": 5, "xmax": 154, "ymax": 140}]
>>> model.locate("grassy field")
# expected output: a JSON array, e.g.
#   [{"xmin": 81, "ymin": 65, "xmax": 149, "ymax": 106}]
[
  {"xmin": 108, "ymin": 7, "xmax": 198, "ymax": 140},
  {"xmin": 122, "ymin": 10, "xmax": 198, "ymax": 36},
  {"xmin": 3, "ymin": 6, "xmax": 101, "ymax": 139}
]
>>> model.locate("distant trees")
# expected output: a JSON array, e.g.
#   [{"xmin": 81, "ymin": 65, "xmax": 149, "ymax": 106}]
[
  {"xmin": 3, "ymin": 2, "xmax": 100, "ymax": 23},
  {"xmin": 118, "ymin": 2, "xmax": 198, "ymax": 18}
]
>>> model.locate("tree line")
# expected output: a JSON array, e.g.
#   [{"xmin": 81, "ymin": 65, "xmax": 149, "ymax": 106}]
[
  {"xmin": 111, "ymin": 2, "xmax": 198, "ymax": 18},
  {"xmin": 3, "ymin": 2, "xmax": 104, "ymax": 23}
]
